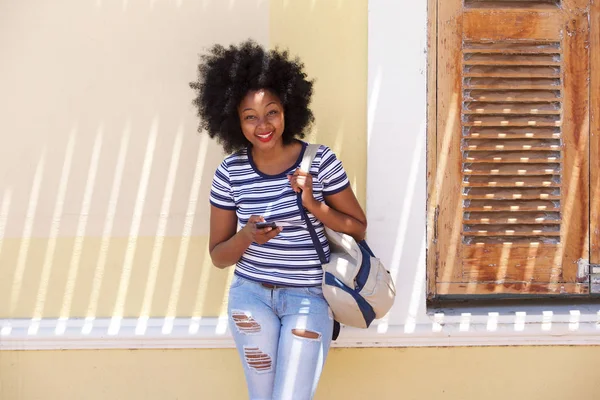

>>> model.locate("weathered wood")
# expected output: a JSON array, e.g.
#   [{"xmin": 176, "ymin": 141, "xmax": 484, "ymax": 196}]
[
  {"xmin": 465, "ymin": 72, "xmax": 560, "ymax": 78},
  {"xmin": 436, "ymin": 0, "xmax": 464, "ymax": 284},
  {"xmin": 463, "ymin": 101, "xmax": 561, "ymax": 114},
  {"xmin": 464, "ymin": 10, "xmax": 562, "ymax": 40},
  {"xmin": 464, "ymin": 54, "xmax": 560, "ymax": 66},
  {"xmin": 465, "ymin": 79, "xmax": 561, "ymax": 89},
  {"xmin": 464, "ymin": 61, "xmax": 561, "ymax": 67},
  {"xmin": 464, "ymin": 151, "xmax": 561, "ymax": 163},
  {"xmin": 464, "ymin": 220, "xmax": 560, "ymax": 225},
  {"xmin": 464, "ymin": 211, "xmax": 560, "ymax": 224},
  {"xmin": 426, "ymin": 0, "xmax": 438, "ymax": 299},
  {"xmin": 463, "ymin": 116, "xmax": 561, "ymax": 127},
  {"xmin": 466, "ymin": 1, "xmax": 560, "ymax": 12},
  {"xmin": 464, "ymin": 110, "xmax": 561, "ymax": 115},
  {"xmin": 463, "ymin": 187, "xmax": 560, "ymax": 200},
  {"xmin": 464, "ymin": 163, "xmax": 560, "ymax": 175},
  {"xmin": 464, "ymin": 176, "xmax": 559, "ymax": 187},
  {"xmin": 563, "ymin": 0, "xmax": 591, "ymax": 10},
  {"xmin": 433, "ymin": 0, "xmax": 591, "ymax": 298},
  {"xmin": 463, "ymin": 243, "xmax": 561, "ymax": 281},
  {"xmin": 590, "ymin": 0, "xmax": 600, "ymax": 267},
  {"xmin": 436, "ymin": 283, "xmax": 588, "ymax": 295},
  {"xmin": 559, "ymin": 10, "xmax": 590, "ymax": 282},
  {"xmin": 465, "ymin": 129, "xmax": 561, "ymax": 139},
  {"xmin": 463, "ymin": 48, "xmax": 560, "ymax": 55},
  {"xmin": 462, "ymin": 139, "xmax": 561, "ymax": 151},
  {"xmin": 464, "ymin": 200, "xmax": 559, "ymax": 212},
  {"xmin": 464, "ymin": 231, "xmax": 560, "ymax": 237},
  {"xmin": 466, "ymin": 90, "xmax": 561, "ymax": 102}
]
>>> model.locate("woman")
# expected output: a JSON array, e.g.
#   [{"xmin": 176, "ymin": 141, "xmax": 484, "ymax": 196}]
[{"xmin": 190, "ymin": 40, "xmax": 367, "ymax": 400}]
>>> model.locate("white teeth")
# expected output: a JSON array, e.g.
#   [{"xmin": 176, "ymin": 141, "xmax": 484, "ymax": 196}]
[{"xmin": 258, "ymin": 132, "xmax": 273, "ymax": 139}]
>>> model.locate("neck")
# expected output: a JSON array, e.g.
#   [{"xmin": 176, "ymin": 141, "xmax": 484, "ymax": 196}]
[{"xmin": 251, "ymin": 139, "xmax": 288, "ymax": 163}]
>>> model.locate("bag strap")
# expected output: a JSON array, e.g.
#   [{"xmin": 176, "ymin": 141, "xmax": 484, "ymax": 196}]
[
  {"xmin": 300, "ymin": 143, "xmax": 320, "ymax": 172},
  {"xmin": 297, "ymin": 144, "xmax": 328, "ymax": 265}
]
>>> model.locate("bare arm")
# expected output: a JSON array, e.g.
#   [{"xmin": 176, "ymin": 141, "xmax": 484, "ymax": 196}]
[
  {"xmin": 208, "ymin": 206, "xmax": 249, "ymax": 268},
  {"xmin": 305, "ymin": 186, "xmax": 367, "ymax": 242},
  {"xmin": 208, "ymin": 206, "xmax": 281, "ymax": 268}
]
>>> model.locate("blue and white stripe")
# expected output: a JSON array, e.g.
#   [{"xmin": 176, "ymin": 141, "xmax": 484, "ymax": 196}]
[{"xmin": 209, "ymin": 141, "xmax": 350, "ymax": 286}]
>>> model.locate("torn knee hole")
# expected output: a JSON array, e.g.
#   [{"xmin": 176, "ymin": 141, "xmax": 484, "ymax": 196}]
[
  {"xmin": 231, "ymin": 311, "xmax": 261, "ymax": 333},
  {"xmin": 291, "ymin": 328, "xmax": 321, "ymax": 340},
  {"xmin": 244, "ymin": 347, "xmax": 272, "ymax": 372}
]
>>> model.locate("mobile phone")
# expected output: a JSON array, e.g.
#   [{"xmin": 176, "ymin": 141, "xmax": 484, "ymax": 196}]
[{"xmin": 255, "ymin": 221, "xmax": 277, "ymax": 229}]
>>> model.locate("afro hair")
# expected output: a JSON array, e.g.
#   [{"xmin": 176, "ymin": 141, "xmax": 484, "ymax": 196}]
[{"xmin": 190, "ymin": 40, "xmax": 315, "ymax": 153}]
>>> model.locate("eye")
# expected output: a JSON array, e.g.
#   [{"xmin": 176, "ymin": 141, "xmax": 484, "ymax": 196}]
[
  {"xmin": 244, "ymin": 115, "xmax": 256, "ymax": 120},
  {"xmin": 267, "ymin": 110, "xmax": 279, "ymax": 116}
]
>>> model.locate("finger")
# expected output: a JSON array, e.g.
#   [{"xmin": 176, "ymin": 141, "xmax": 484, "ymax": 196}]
[
  {"xmin": 248, "ymin": 215, "xmax": 265, "ymax": 224},
  {"xmin": 296, "ymin": 176, "xmax": 307, "ymax": 187},
  {"xmin": 296, "ymin": 177, "xmax": 311, "ymax": 192},
  {"xmin": 266, "ymin": 226, "xmax": 283, "ymax": 239},
  {"xmin": 246, "ymin": 216, "xmax": 266, "ymax": 233},
  {"xmin": 289, "ymin": 177, "xmax": 300, "ymax": 193},
  {"xmin": 256, "ymin": 227, "xmax": 273, "ymax": 234}
]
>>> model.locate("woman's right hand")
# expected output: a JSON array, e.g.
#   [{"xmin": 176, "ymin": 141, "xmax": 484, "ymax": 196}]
[{"xmin": 242, "ymin": 215, "xmax": 282, "ymax": 245}]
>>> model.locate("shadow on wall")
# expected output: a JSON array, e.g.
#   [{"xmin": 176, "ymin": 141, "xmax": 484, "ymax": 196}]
[{"xmin": 0, "ymin": 0, "xmax": 271, "ymax": 320}]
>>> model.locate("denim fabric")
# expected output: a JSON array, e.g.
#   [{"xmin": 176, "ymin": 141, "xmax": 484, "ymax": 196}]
[{"xmin": 227, "ymin": 274, "xmax": 334, "ymax": 400}]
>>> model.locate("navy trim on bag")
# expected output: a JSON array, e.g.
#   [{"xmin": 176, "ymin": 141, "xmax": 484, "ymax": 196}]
[
  {"xmin": 354, "ymin": 245, "xmax": 372, "ymax": 292},
  {"xmin": 358, "ymin": 240, "xmax": 375, "ymax": 257},
  {"xmin": 324, "ymin": 272, "xmax": 376, "ymax": 327},
  {"xmin": 297, "ymin": 194, "xmax": 328, "ymax": 265}
]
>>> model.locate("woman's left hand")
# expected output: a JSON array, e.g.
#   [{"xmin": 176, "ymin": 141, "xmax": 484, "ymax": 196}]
[{"xmin": 288, "ymin": 169, "xmax": 315, "ymax": 206}]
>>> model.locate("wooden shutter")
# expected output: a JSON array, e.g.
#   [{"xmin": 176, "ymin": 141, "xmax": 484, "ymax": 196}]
[
  {"xmin": 590, "ymin": 1, "xmax": 600, "ymax": 275},
  {"xmin": 430, "ymin": 0, "xmax": 591, "ymax": 297}
]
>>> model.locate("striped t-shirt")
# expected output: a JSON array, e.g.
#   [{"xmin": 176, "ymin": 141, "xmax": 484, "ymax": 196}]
[{"xmin": 209, "ymin": 141, "xmax": 350, "ymax": 286}]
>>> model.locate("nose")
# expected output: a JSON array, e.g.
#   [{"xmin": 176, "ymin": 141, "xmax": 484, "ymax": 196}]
[{"xmin": 256, "ymin": 116, "xmax": 268, "ymax": 129}]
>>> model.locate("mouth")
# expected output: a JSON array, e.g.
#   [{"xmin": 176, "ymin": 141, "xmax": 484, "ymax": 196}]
[{"xmin": 256, "ymin": 131, "xmax": 274, "ymax": 143}]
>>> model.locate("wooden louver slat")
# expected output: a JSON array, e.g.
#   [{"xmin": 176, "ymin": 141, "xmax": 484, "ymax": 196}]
[
  {"xmin": 464, "ymin": 200, "xmax": 560, "ymax": 212},
  {"xmin": 465, "ymin": 0, "xmax": 561, "ymax": 10},
  {"xmin": 467, "ymin": 90, "xmax": 562, "ymax": 102},
  {"xmin": 465, "ymin": 128, "xmax": 561, "ymax": 139},
  {"xmin": 464, "ymin": 176, "xmax": 559, "ymax": 187},
  {"xmin": 464, "ymin": 163, "xmax": 561, "ymax": 175}
]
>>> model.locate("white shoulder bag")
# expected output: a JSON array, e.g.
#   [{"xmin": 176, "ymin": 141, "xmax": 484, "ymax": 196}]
[{"xmin": 298, "ymin": 144, "xmax": 396, "ymax": 330}]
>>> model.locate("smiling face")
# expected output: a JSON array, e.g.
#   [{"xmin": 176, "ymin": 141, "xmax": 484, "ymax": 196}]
[{"xmin": 238, "ymin": 89, "xmax": 285, "ymax": 152}]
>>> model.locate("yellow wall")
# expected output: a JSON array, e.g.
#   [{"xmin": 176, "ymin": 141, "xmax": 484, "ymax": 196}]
[
  {"xmin": 270, "ymin": 0, "xmax": 368, "ymax": 205},
  {"xmin": 0, "ymin": 0, "xmax": 366, "ymax": 321},
  {"xmin": 2, "ymin": 346, "xmax": 600, "ymax": 399},
  {"xmin": 0, "ymin": 0, "xmax": 252, "ymax": 319}
]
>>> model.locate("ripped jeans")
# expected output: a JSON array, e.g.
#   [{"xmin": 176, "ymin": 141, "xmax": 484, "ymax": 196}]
[{"xmin": 227, "ymin": 274, "xmax": 334, "ymax": 400}]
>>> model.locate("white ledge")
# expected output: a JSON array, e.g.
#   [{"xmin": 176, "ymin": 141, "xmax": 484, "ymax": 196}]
[{"xmin": 2, "ymin": 315, "xmax": 600, "ymax": 350}]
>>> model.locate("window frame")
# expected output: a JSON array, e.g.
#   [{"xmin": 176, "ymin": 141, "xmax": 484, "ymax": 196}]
[{"xmin": 426, "ymin": 0, "xmax": 599, "ymax": 301}]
